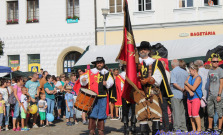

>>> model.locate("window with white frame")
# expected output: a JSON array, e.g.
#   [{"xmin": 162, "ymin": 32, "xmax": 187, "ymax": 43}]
[
  {"xmin": 67, "ymin": 0, "xmax": 80, "ymax": 19},
  {"xmin": 204, "ymin": 0, "xmax": 219, "ymax": 6},
  {"xmin": 138, "ymin": 0, "xmax": 152, "ymax": 11},
  {"xmin": 7, "ymin": 1, "xmax": 19, "ymax": 24},
  {"xmin": 27, "ymin": 0, "xmax": 39, "ymax": 23},
  {"xmin": 179, "ymin": 0, "xmax": 193, "ymax": 8},
  {"xmin": 109, "ymin": 0, "xmax": 123, "ymax": 13}
]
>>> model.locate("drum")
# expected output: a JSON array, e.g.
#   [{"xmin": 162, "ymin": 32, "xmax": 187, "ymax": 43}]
[{"xmin": 74, "ymin": 88, "xmax": 97, "ymax": 113}]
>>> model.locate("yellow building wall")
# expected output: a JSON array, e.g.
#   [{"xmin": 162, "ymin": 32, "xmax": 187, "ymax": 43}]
[{"xmin": 97, "ymin": 24, "xmax": 223, "ymax": 45}]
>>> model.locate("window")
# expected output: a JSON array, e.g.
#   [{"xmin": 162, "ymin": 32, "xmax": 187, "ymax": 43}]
[
  {"xmin": 8, "ymin": 55, "xmax": 20, "ymax": 71},
  {"xmin": 179, "ymin": 0, "xmax": 193, "ymax": 8},
  {"xmin": 28, "ymin": 54, "xmax": 40, "ymax": 72},
  {"xmin": 63, "ymin": 51, "xmax": 81, "ymax": 75},
  {"xmin": 204, "ymin": 0, "xmax": 219, "ymax": 6},
  {"xmin": 67, "ymin": 0, "xmax": 80, "ymax": 19},
  {"xmin": 109, "ymin": 0, "xmax": 123, "ymax": 13},
  {"xmin": 138, "ymin": 0, "xmax": 152, "ymax": 11},
  {"xmin": 27, "ymin": 0, "xmax": 39, "ymax": 23},
  {"xmin": 7, "ymin": 1, "xmax": 19, "ymax": 24}
]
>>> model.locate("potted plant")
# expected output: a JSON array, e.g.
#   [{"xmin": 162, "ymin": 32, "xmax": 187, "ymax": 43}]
[
  {"xmin": 6, "ymin": 19, "xmax": 18, "ymax": 24},
  {"xmin": 66, "ymin": 16, "xmax": 79, "ymax": 23},
  {"xmin": 26, "ymin": 18, "xmax": 39, "ymax": 23}
]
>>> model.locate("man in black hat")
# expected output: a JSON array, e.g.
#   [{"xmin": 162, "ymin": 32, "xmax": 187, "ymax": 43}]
[
  {"xmin": 80, "ymin": 57, "xmax": 114, "ymax": 135},
  {"xmin": 136, "ymin": 41, "xmax": 173, "ymax": 134}
]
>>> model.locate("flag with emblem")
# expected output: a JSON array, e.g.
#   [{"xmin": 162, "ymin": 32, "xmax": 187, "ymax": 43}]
[
  {"xmin": 151, "ymin": 43, "xmax": 169, "ymax": 71},
  {"xmin": 116, "ymin": 0, "xmax": 140, "ymax": 103},
  {"xmin": 204, "ymin": 45, "xmax": 223, "ymax": 66}
]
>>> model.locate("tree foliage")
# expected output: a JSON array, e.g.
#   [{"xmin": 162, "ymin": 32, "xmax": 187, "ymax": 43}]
[{"xmin": 0, "ymin": 39, "xmax": 4, "ymax": 56}]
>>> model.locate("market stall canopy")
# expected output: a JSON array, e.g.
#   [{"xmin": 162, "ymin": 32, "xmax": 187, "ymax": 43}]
[
  {"xmin": 4, "ymin": 71, "xmax": 35, "ymax": 78},
  {"xmin": 0, "ymin": 66, "xmax": 11, "ymax": 73},
  {"xmin": 74, "ymin": 34, "xmax": 223, "ymax": 70},
  {"xmin": 74, "ymin": 45, "xmax": 122, "ymax": 70},
  {"xmin": 149, "ymin": 34, "xmax": 223, "ymax": 60}
]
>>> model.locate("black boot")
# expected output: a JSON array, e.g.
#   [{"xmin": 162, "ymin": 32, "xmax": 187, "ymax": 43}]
[
  {"xmin": 130, "ymin": 115, "xmax": 137, "ymax": 134},
  {"xmin": 152, "ymin": 121, "xmax": 160, "ymax": 135},
  {"xmin": 130, "ymin": 122, "xmax": 136, "ymax": 134},
  {"xmin": 140, "ymin": 124, "xmax": 150, "ymax": 135},
  {"xmin": 124, "ymin": 123, "xmax": 129, "ymax": 135}
]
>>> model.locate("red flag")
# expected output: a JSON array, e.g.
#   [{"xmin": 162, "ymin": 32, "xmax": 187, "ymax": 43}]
[
  {"xmin": 116, "ymin": 0, "xmax": 140, "ymax": 103},
  {"xmin": 73, "ymin": 79, "xmax": 81, "ymax": 95}
]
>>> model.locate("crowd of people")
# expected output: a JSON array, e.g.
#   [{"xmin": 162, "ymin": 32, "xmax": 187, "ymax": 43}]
[
  {"xmin": 0, "ymin": 45, "xmax": 222, "ymax": 135},
  {"xmin": 0, "ymin": 68, "xmax": 89, "ymax": 132}
]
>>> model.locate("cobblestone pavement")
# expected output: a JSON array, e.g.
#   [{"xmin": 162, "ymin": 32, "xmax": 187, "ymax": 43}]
[{"xmin": 3, "ymin": 118, "xmax": 127, "ymax": 135}]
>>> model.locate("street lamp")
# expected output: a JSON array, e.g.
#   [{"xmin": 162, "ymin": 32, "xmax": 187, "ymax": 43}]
[{"xmin": 101, "ymin": 8, "xmax": 109, "ymax": 45}]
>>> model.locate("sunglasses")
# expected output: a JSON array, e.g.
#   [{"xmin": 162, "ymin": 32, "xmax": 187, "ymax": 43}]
[
  {"xmin": 212, "ymin": 61, "xmax": 219, "ymax": 63},
  {"xmin": 78, "ymin": 70, "xmax": 83, "ymax": 73}
]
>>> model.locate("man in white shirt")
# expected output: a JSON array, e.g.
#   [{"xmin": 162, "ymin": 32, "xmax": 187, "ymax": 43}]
[
  {"xmin": 80, "ymin": 57, "xmax": 114, "ymax": 135},
  {"xmin": 194, "ymin": 60, "xmax": 209, "ymax": 131}
]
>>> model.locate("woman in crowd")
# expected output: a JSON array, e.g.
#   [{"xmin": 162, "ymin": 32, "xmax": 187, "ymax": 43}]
[
  {"xmin": 7, "ymin": 80, "xmax": 13, "ymax": 95},
  {"xmin": 44, "ymin": 75, "xmax": 57, "ymax": 126},
  {"xmin": 60, "ymin": 74, "xmax": 66, "ymax": 118},
  {"xmin": 0, "ymin": 80, "xmax": 10, "ymax": 131},
  {"xmin": 52, "ymin": 75, "xmax": 63, "ymax": 120},
  {"xmin": 184, "ymin": 64, "xmax": 202, "ymax": 133},
  {"xmin": 13, "ymin": 77, "xmax": 24, "ymax": 131}
]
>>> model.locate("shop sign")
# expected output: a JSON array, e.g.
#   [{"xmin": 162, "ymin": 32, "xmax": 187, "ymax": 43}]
[
  {"xmin": 29, "ymin": 63, "xmax": 40, "ymax": 72},
  {"xmin": 190, "ymin": 31, "xmax": 216, "ymax": 36},
  {"xmin": 10, "ymin": 60, "xmax": 19, "ymax": 64},
  {"xmin": 67, "ymin": 19, "xmax": 78, "ymax": 23}
]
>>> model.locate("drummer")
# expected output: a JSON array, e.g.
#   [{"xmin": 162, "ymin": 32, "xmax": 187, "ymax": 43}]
[{"xmin": 80, "ymin": 57, "xmax": 114, "ymax": 135}]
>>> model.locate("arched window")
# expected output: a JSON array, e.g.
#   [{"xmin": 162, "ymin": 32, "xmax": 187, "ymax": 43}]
[{"xmin": 63, "ymin": 51, "xmax": 81, "ymax": 75}]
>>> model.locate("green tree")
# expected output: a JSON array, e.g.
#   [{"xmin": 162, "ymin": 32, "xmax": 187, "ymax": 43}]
[{"xmin": 0, "ymin": 39, "xmax": 4, "ymax": 56}]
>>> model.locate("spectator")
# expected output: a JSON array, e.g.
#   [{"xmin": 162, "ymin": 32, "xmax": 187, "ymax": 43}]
[
  {"xmin": 0, "ymin": 80, "xmax": 9, "ymax": 131},
  {"xmin": 56, "ymin": 76, "xmax": 60, "ymax": 81},
  {"xmin": 0, "ymin": 93, "xmax": 5, "ymax": 132},
  {"xmin": 38, "ymin": 93, "xmax": 47, "ymax": 127},
  {"xmin": 20, "ymin": 87, "xmax": 29, "ymax": 131},
  {"xmin": 7, "ymin": 80, "xmax": 13, "ymax": 95},
  {"xmin": 39, "ymin": 71, "xmax": 48, "ymax": 94},
  {"xmin": 184, "ymin": 64, "xmax": 202, "ymax": 132},
  {"xmin": 170, "ymin": 59, "xmax": 188, "ymax": 132},
  {"xmin": 60, "ymin": 74, "xmax": 66, "ymax": 86},
  {"xmin": 68, "ymin": 74, "xmax": 78, "ymax": 125},
  {"xmin": 65, "ymin": 85, "xmax": 75, "ymax": 126},
  {"xmin": 194, "ymin": 60, "xmax": 209, "ymax": 130},
  {"xmin": 44, "ymin": 75, "xmax": 57, "ymax": 126},
  {"xmin": 25, "ymin": 73, "xmax": 40, "ymax": 128},
  {"xmin": 52, "ymin": 75, "xmax": 63, "ymax": 120},
  {"xmin": 60, "ymin": 74, "xmax": 66, "ymax": 118},
  {"xmin": 206, "ymin": 56, "xmax": 223, "ymax": 134},
  {"xmin": 13, "ymin": 76, "xmax": 24, "ymax": 131},
  {"xmin": 11, "ymin": 78, "xmax": 16, "ymax": 86},
  {"xmin": 39, "ymin": 68, "xmax": 43, "ymax": 79},
  {"xmin": 179, "ymin": 60, "xmax": 187, "ymax": 71}
]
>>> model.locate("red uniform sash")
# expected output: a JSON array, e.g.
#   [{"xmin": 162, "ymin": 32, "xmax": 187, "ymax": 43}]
[{"xmin": 115, "ymin": 75, "xmax": 125, "ymax": 106}]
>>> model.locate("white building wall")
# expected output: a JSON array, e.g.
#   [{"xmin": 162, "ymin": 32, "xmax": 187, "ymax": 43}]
[
  {"xmin": 0, "ymin": 0, "xmax": 95, "ymax": 75},
  {"xmin": 97, "ymin": 0, "xmax": 223, "ymax": 28}
]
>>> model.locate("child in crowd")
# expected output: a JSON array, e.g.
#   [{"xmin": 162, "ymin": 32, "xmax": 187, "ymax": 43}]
[
  {"xmin": 65, "ymin": 85, "xmax": 75, "ymax": 126},
  {"xmin": 38, "ymin": 93, "xmax": 47, "ymax": 127},
  {"xmin": 20, "ymin": 87, "xmax": 29, "ymax": 131},
  {"xmin": 0, "ymin": 93, "xmax": 5, "ymax": 132}
]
